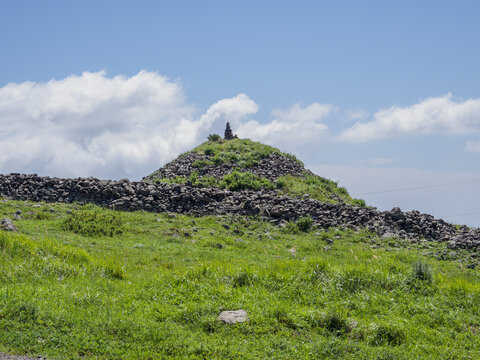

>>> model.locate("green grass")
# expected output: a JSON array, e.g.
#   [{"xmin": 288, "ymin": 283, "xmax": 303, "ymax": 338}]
[
  {"xmin": 1, "ymin": 199, "xmax": 480, "ymax": 359},
  {"xmin": 276, "ymin": 174, "xmax": 366, "ymax": 206},
  {"xmin": 154, "ymin": 170, "xmax": 275, "ymax": 191},
  {"xmin": 193, "ymin": 138, "xmax": 303, "ymax": 168}
]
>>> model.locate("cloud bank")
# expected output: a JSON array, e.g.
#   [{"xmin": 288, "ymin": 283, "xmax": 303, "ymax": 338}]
[
  {"xmin": 338, "ymin": 94, "xmax": 480, "ymax": 142},
  {"xmin": 1, "ymin": 71, "xmax": 478, "ymax": 181},
  {"xmin": 236, "ymin": 103, "xmax": 333, "ymax": 151},
  {"xmin": 0, "ymin": 71, "xmax": 261, "ymax": 179}
]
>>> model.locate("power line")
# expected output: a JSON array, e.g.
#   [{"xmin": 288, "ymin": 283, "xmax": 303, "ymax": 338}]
[
  {"xmin": 354, "ymin": 179, "xmax": 480, "ymax": 196},
  {"xmin": 442, "ymin": 212, "xmax": 480, "ymax": 219}
]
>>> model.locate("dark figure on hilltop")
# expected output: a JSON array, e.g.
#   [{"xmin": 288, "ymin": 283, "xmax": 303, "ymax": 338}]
[{"xmin": 224, "ymin": 122, "xmax": 237, "ymax": 140}]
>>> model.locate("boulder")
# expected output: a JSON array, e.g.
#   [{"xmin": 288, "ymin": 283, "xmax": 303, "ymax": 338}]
[
  {"xmin": 0, "ymin": 218, "xmax": 18, "ymax": 232},
  {"xmin": 218, "ymin": 310, "xmax": 248, "ymax": 324}
]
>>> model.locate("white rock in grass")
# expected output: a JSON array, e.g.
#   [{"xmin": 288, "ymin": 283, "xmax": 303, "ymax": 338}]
[{"xmin": 218, "ymin": 310, "xmax": 248, "ymax": 324}]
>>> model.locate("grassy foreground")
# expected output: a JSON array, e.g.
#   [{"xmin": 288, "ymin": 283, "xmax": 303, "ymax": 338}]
[{"xmin": 1, "ymin": 199, "xmax": 480, "ymax": 359}]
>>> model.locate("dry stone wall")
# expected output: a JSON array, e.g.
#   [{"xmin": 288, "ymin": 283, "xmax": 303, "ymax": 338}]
[{"xmin": 0, "ymin": 173, "xmax": 478, "ymax": 250}]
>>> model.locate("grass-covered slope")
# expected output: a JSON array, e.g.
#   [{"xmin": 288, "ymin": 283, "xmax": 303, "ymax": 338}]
[
  {"xmin": 145, "ymin": 137, "xmax": 366, "ymax": 206},
  {"xmin": 1, "ymin": 200, "xmax": 480, "ymax": 359}
]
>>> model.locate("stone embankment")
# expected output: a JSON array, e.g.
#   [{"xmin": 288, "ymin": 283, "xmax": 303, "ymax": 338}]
[
  {"xmin": 0, "ymin": 173, "xmax": 478, "ymax": 250},
  {"xmin": 143, "ymin": 152, "xmax": 310, "ymax": 182}
]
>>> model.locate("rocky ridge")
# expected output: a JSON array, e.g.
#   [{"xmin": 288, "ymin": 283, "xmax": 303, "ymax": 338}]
[{"xmin": 0, "ymin": 173, "xmax": 478, "ymax": 250}]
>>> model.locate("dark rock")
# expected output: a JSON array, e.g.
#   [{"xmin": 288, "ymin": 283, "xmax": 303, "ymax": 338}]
[{"xmin": 224, "ymin": 122, "xmax": 235, "ymax": 140}]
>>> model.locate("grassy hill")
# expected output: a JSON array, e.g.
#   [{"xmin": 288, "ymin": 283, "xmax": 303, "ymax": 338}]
[
  {"xmin": 145, "ymin": 137, "xmax": 366, "ymax": 207},
  {"xmin": 1, "ymin": 199, "xmax": 480, "ymax": 359}
]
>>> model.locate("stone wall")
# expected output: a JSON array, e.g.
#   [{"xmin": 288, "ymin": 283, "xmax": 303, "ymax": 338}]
[{"xmin": 0, "ymin": 173, "xmax": 478, "ymax": 250}]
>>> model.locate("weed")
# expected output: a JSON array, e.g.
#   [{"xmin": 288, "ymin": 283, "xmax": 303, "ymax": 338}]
[
  {"xmin": 207, "ymin": 134, "xmax": 222, "ymax": 142},
  {"xmin": 191, "ymin": 159, "xmax": 214, "ymax": 168},
  {"xmin": 412, "ymin": 259, "xmax": 433, "ymax": 282},
  {"xmin": 371, "ymin": 323, "xmax": 406, "ymax": 346},
  {"xmin": 62, "ymin": 209, "xmax": 123, "ymax": 237},
  {"xmin": 323, "ymin": 310, "xmax": 350, "ymax": 335},
  {"xmin": 296, "ymin": 216, "xmax": 313, "ymax": 232},
  {"xmin": 219, "ymin": 170, "xmax": 274, "ymax": 191}
]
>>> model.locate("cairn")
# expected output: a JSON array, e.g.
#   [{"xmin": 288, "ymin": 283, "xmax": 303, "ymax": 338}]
[{"xmin": 224, "ymin": 122, "xmax": 236, "ymax": 140}]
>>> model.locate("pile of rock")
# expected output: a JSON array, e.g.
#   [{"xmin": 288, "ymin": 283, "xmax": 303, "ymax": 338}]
[
  {"xmin": 0, "ymin": 173, "xmax": 478, "ymax": 250},
  {"xmin": 144, "ymin": 151, "xmax": 309, "ymax": 182}
]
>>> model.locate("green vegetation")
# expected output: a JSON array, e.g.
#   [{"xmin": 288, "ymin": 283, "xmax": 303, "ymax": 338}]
[
  {"xmin": 155, "ymin": 170, "xmax": 275, "ymax": 191},
  {"xmin": 62, "ymin": 208, "xmax": 124, "ymax": 237},
  {"xmin": 193, "ymin": 138, "xmax": 303, "ymax": 168},
  {"xmin": 1, "ymin": 199, "xmax": 480, "ymax": 359},
  {"xmin": 276, "ymin": 174, "xmax": 366, "ymax": 206},
  {"xmin": 219, "ymin": 171, "xmax": 274, "ymax": 191}
]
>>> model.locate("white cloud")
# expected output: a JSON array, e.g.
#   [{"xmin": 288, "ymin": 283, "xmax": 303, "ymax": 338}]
[
  {"xmin": 198, "ymin": 93, "xmax": 258, "ymax": 132},
  {"xmin": 466, "ymin": 139, "xmax": 480, "ymax": 153},
  {"xmin": 236, "ymin": 103, "xmax": 334, "ymax": 150},
  {"xmin": 344, "ymin": 109, "xmax": 369, "ymax": 122},
  {"xmin": 0, "ymin": 71, "xmax": 258, "ymax": 179},
  {"xmin": 338, "ymin": 94, "xmax": 480, "ymax": 142}
]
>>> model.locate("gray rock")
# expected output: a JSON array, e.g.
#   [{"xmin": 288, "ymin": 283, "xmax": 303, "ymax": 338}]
[
  {"xmin": 218, "ymin": 310, "xmax": 248, "ymax": 324},
  {"xmin": 447, "ymin": 241, "xmax": 456, "ymax": 249},
  {"xmin": 0, "ymin": 218, "xmax": 18, "ymax": 232}
]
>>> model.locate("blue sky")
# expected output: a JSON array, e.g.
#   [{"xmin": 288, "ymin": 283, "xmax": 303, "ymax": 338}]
[{"xmin": 1, "ymin": 1, "xmax": 480, "ymax": 226}]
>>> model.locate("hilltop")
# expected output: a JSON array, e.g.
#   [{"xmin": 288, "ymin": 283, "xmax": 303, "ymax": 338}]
[{"xmin": 144, "ymin": 136, "xmax": 365, "ymax": 207}]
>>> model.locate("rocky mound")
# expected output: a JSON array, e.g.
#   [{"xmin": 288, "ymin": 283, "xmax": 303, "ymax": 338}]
[
  {"xmin": 144, "ymin": 151, "xmax": 309, "ymax": 182},
  {"xmin": 143, "ymin": 136, "xmax": 359, "ymax": 205}
]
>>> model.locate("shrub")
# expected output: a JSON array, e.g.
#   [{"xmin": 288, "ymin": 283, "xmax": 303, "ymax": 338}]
[
  {"xmin": 62, "ymin": 210, "xmax": 123, "ymax": 237},
  {"xmin": 207, "ymin": 134, "xmax": 222, "ymax": 142},
  {"xmin": 282, "ymin": 221, "xmax": 300, "ymax": 234},
  {"xmin": 296, "ymin": 216, "xmax": 313, "ymax": 232},
  {"xmin": 351, "ymin": 198, "xmax": 366, "ymax": 207},
  {"xmin": 276, "ymin": 177, "xmax": 287, "ymax": 189},
  {"xmin": 412, "ymin": 260, "xmax": 433, "ymax": 282},
  {"xmin": 219, "ymin": 171, "xmax": 274, "ymax": 191},
  {"xmin": 192, "ymin": 159, "xmax": 214, "ymax": 168},
  {"xmin": 204, "ymin": 146, "xmax": 216, "ymax": 156}
]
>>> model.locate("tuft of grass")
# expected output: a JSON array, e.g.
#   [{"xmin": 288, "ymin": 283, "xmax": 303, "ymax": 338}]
[
  {"xmin": 322, "ymin": 310, "xmax": 351, "ymax": 335},
  {"xmin": 296, "ymin": 216, "xmax": 313, "ymax": 232},
  {"xmin": 283, "ymin": 217, "xmax": 314, "ymax": 234},
  {"xmin": 371, "ymin": 323, "xmax": 406, "ymax": 346},
  {"xmin": 191, "ymin": 159, "xmax": 214, "ymax": 168},
  {"xmin": 62, "ymin": 209, "xmax": 123, "ymax": 237},
  {"xmin": 276, "ymin": 174, "xmax": 366, "ymax": 206},
  {"xmin": 411, "ymin": 259, "xmax": 433, "ymax": 282},
  {"xmin": 0, "ymin": 231, "xmax": 125, "ymax": 280},
  {"xmin": 219, "ymin": 170, "xmax": 274, "ymax": 191}
]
